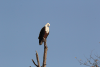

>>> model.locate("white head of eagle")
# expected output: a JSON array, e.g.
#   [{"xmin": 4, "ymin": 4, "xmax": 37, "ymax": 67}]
[{"xmin": 38, "ymin": 23, "xmax": 50, "ymax": 45}]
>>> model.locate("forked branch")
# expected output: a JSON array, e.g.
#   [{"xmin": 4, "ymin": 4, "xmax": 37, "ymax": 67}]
[
  {"xmin": 31, "ymin": 51, "xmax": 40, "ymax": 67},
  {"xmin": 31, "ymin": 38, "xmax": 48, "ymax": 67}
]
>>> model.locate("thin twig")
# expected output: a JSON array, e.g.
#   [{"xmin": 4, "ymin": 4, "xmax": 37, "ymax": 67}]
[
  {"xmin": 36, "ymin": 51, "xmax": 40, "ymax": 67},
  {"xmin": 31, "ymin": 59, "xmax": 38, "ymax": 67}
]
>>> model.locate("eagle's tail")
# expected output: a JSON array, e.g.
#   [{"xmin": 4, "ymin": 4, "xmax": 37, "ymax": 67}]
[{"xmin": 39, "ymin": 40, "xmax": 43, "ymax": 45}]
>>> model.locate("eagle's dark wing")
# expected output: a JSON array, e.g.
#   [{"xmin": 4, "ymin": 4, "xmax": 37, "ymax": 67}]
[{"xmin": 38, "ymin": 26, "xmax": 45, "ymax": 39}]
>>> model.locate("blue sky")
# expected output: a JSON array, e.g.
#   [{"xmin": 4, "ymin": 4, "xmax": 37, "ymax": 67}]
[{"xmin": 0, "ymin": 0, "xmax": 100, "ymax": 67}]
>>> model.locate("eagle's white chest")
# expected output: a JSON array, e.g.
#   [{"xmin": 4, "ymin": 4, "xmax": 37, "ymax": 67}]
[{"xmin": 45, "ymin": 26, "xmax": 49, "ymax": 33}]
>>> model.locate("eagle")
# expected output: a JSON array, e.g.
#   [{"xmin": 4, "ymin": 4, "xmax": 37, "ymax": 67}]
[{"xmin": 38, "ymin": 23, "xmax": 50, "ymax": 45}]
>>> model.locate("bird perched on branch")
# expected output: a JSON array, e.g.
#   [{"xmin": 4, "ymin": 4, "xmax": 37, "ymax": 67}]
[{"xmin": 38, "ymin": 23, "xmax": 50, "ymax": 45}]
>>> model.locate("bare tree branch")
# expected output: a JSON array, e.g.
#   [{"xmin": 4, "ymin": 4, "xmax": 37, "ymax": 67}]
[
  {"xmin": 36, "ymin": 51, "xmax": 40, "ymax": 67},
  {"xmin": 76, "ymin": 50, "xmax": 100, "ymax": 67},
  {"xmin": 31, "ymin": 59, "xmax": 38, "ymax": 67},
  {"xmin": 42, "ymin": 38, "xmax": 48, "ymax": 67},
  {"xmin": 84, "ymin": 56, "xmax": 93, "ymax": 65},
  {"xmin": 31, "ymin": 38, "xmax": 48, "ymax": 67}
]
